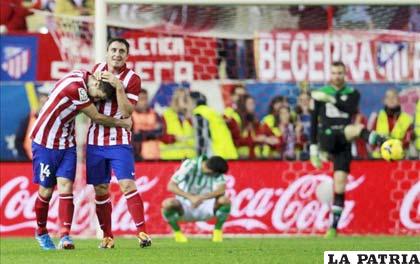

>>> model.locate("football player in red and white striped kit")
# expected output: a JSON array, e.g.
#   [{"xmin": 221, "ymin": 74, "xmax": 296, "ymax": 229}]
[
  {"xmin": 86, "ymin": 38, "xmax": 151, "ymax": 249},
  {"xmin": 31, "ymin": 70, "xmax": 132, "ymax": 250}
]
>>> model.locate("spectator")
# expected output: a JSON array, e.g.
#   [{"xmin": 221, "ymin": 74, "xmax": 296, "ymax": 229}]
[
  {"xmin": 15, "ymin": 83, "xmax": 52, "ymax": 160},
  {"xmin": 0, "ymin": 0, "xmax": 32, "ymax": 33},
  {"xmin": 223, "ymin": 84, "xmax": 247, "ymax": 151},
  {"xmin": 54, "ymin": 0, "xmax": 94, "ymax": 16},
  {"xmin": 260, "ymin": 106, "xmax": 305, "ymax": 160},
  {"xmin": 191, "ymin": 91, "xmax": 238, "ymax": 160},
  {"xmin": 351, "ymin": 111, "xmax": 369, "ymax": 159},
  {"xmin": 224, "ymin": 84, "xmax": 247, "ymax": 122},
  {"xmin": 236, "ymin": 95, "xmax": 263, "ymax": 159},
  {"xmin": 295, "ymin": 92, "xmax": 311, "ymax": 159},
  {"xmin": 131, "ymin": 89, "xmax": 163, "ymax": 160},
  {"xmin": 261, "ymin": 96, "xmax": 285, "ymax": 129},
  {"xmin": 160, "ymin": 88, "xmax": 195, "ymax": 160},
  {"xmin": 371, "ymin": 89, "xmax": 413, "ymax": 158}
]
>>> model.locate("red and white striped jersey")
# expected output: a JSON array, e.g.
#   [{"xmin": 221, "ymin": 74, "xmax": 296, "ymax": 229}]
[
  {"xmin": 87, "ymin": 63, "xmax": 141, "ymax": 146},
  {"xmin": 30, "ymin": 70, "xmax": 92, "ymax": 149}
]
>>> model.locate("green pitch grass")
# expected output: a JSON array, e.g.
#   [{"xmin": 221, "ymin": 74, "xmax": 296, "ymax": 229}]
[{"xmin": 1, "ymin": 236, "xmax": 419, "ymax": 264}]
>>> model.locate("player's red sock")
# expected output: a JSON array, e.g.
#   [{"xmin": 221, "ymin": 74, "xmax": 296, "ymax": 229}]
[
  {"xmin": 95, "ymin": 194, "xmax": 113, "ymax": 238},
  {"xmin": 58, "ymin": 193, "xmax": 74, "ymax": 238},
  {"xmin": 124, "ymin": 190, "xmax": 147, "ymax": 233},
  {"xmin": 35, "ymin": 193, "xmax": 51, "ymax": 236}
]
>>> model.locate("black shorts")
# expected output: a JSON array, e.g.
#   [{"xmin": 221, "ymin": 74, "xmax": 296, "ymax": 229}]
[{"xmin": 319, "ymin": 129, "xmax": 352, "ymax": 172}]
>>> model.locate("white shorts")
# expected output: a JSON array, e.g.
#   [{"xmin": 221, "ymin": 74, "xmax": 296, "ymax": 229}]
[{"xmin": 178, "ymin": 198, "xmax": 216, "ymax": 222}]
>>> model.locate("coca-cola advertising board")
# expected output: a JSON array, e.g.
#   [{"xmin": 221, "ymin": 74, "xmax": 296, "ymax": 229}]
[{"xmin": 0, "ymin": 161, "xmax": 419, "ymax": 237}]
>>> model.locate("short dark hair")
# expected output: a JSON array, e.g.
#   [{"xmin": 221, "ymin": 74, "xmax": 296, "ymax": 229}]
[
  {"xmin": 98, "ymin": 81, "xmax": 116, "ymax": 100},
  {"xmin": 332, "ymin": 61, "xmax": 346, "ymax": 69},
  {"xmin": 206, "ymin": 156, "xmax": 228, "ymax": 174},
  {"xmin": 267, "ymin": 95, "xmax": 285, "ymax": 115},
  {"xmin": 106, "ymin": 38, "xmax": 130, "ymax": 54},
  {"xmin": 139, "ymin": 88, "xmax": 148, "ymax": 95},
  {"xmin": 190, "ymin": 91, "xmax": 207, "ymax": 106}
]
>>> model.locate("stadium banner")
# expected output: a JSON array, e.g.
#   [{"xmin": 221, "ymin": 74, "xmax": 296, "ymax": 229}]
[
  {"xmin": 255, "ymin": 30, "xmax": 420, "ymax": 82},
  {"xmin": 1, "ymin": 161, "xmax": 419, "ymax": 237},
  {"xmin": 120, "ymin": 31, "xmax": 218, "ymax": 82},
  {"xmin": 21, "ymin": 30, "xmax": 420, "ymax": 82},
  {"xmin": 35, "ymin": 33, "xmax": 90, "ymax": 81},
  {"xmin": 0, "ymin": 35, "xmax": 38, "ymax": 81}
]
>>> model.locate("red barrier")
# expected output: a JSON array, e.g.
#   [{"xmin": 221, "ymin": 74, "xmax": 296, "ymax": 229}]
[{"xmin": 0, "ymin": 161, "xmax": 419, "ymax": 236}]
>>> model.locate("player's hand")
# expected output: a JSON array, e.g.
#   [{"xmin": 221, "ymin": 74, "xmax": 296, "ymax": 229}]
[
  {"xmin": 189, "ymin": 195, "xmax": 204, "ymax": 208},
  {"xmin": 310, "ymin": 144, "xmax": 322, "ymax": 169},
  {"xmin": 311, "ymin": 91, "xmax": 336, "ymax": 104},
  {"xmin": 121, "ymin": 117, "xmax": 132, "ymax": 130},
  {"xmin": 100, "ymin": 71, "xmax": 123, "ymax": 89}
]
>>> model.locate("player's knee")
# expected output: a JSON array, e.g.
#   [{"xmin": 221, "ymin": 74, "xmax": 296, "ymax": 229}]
[
  {"xmin": 217, "ymin": 196, "xmax": 230, "ymax": 206},
  {"xmin": 119, "ymin": 179, "xmax": 137, "ymax": 194},
  {"xmin": 162, "ymin": 198, "xmax": 181, "ymax": 210},
  {"xmin": 57, "ymin": 178, "xmax": 73, "ymax": 194},
  {"xmin": 38, "ymin": 186, "xmax": 53, "ymax": 198},
  {"xmin": 94, "ymin": 184, "xmax": 109, "ymax": 196}
]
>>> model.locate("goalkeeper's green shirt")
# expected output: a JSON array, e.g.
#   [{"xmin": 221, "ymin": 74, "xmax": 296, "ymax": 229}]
[
  {"xmin": 171, "ymin": 156, "xmax": 226, "ymax": 196},
  {"xmin": 310, "ymin": 85, "xmax": 361, "ymax": 144}
]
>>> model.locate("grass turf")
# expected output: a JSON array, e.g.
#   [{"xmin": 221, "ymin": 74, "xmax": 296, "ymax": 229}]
[{"xmin": 1, "ymin": 236, "xmax": 419, "ymax": 264}]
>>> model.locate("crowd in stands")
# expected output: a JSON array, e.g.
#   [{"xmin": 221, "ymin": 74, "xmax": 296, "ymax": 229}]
[
  {"xmin": 13, "ymin": 83, "xmax": 420, "ymax": 161},
  {"xmin": 125, "ymin": 85, "xmax": 418, "ymax": 161}
]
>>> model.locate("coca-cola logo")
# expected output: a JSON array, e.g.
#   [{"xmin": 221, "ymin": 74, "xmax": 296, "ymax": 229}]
[
  {"xmin": 400, "ymin": 181, "xmax": 420, "ymax": 230},
  {"xmin": 196, "ymin": 174, "xmax": 365, "ymax": 232},
  {"xmin": 0, "ymin": 175, "xmax": 159, "ymax": 235}
]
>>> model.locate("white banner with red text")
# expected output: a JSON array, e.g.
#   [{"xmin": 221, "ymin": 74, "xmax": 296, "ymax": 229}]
[
  {"xmin": 0, "ymin": 161, "xmax": 419, "ymax": 237},
  {"xmin": 255, "ymin": 30, "xmax": 420, "ymax": 82}
]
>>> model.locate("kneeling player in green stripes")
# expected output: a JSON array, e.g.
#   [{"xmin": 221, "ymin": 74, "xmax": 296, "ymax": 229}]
[{"xmin": 161, "ymin": 155, "xmax": 231, "ymax": 242}]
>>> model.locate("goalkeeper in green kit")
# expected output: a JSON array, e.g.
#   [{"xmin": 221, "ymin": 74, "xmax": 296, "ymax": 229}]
[
  {"xmin": 310, "ymin": 61, "xmax": 387, "ymax": 238},
  {"xmin": 161, "ymin": 155, "xmax": 231, "ymax": 242}
]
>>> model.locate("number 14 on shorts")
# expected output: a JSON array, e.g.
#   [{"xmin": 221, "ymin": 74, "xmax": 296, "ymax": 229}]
[{"xmin": 39, "ymin": 163, "xmax": 51, "ymax": 182}]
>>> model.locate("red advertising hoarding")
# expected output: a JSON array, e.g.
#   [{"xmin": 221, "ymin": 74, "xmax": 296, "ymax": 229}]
[{"xmin": 1, "ymin": 161, "xmax": 419, "ymax": 237}]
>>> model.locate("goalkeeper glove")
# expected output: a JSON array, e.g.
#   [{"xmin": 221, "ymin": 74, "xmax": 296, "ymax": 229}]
[
  {"xmin": 310, "ymin": 144, "xmax": 322, "ymax": 169},
  {"xmin": 311, "ymin": 91, "xmax": 336, "ymax": 104}
]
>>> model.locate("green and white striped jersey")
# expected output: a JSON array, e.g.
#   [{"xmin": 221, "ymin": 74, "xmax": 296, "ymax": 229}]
[{"xmin": 171, "ymin": 156, "xmax": 226, "ymax": 196}]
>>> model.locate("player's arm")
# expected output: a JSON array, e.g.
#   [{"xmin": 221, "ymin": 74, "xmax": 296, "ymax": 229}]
[
  {"xmin": 167, "ymin": 180, "xmax": 194, "ymax": 200},
  {"xmin": 80, "ymin": 104, "xmax": 132, "ymax": 129},
  {"xmin": 200, "ymin": 184, "xmax": 226, "ymax": 200},
  {"xmin": 100, "ymin": 71, "xmax": 134, "ymax": 117},
  {"xmin": 333, "ymin": 89, "xmax": 360, "ymax": 115},
  {"xmin": 167, "ymin": 159, "xmax": 196, "ymax": 200}
]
